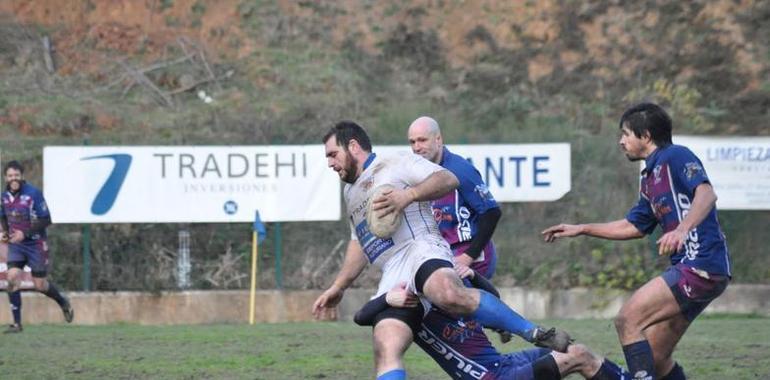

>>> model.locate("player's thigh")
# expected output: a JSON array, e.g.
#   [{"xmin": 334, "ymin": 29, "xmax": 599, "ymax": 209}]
[{"xmin": 617, "ymin": 276, "xmax": 681, "ymax": 331}]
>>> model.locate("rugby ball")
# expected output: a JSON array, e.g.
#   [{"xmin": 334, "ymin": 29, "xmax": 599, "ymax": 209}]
[{"xmin": 366, "ymin": 184, "xmax": 402, "ymax": 238}]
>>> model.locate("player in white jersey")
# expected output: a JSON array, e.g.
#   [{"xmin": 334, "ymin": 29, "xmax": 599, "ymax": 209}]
[
  {"xmin": 313, "ymin": 121, "xmax": 571, "ymax": 380},
  {"xmin": 344, "ymin": 149, "xmax": 453, "ymax": 302}
]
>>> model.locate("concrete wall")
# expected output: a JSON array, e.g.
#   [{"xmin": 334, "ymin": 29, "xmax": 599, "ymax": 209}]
[{"xmin": 1, "ymin": 285, "xmax": 767, "ymax": 325}]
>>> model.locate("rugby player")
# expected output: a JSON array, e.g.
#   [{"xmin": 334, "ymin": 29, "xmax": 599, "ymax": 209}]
[
  {"xmin": 313, "ymin": 121, "xmax": 570, "ymax": 380},
  {"xmin": 408, "ymin": 116, "xmax": 500, "ymax": 279},
  {"xmin": 1, "ymin": 161, "xmax": 74, "ymax": 333},
  {"xmin": 542, "ymin": 103, "xmax": 731, "ymax": 380}
]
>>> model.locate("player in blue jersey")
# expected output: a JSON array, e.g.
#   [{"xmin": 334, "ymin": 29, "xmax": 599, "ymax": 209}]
[
  {"xmin": 355, "ymin": 268, "xmax": 630, "ymax": 380},
  {"xmin": 542, "ymin": 103, "xmax": 731, "ymax": 380},
  {"xmin": 408, "ymin": 116, "xmax": 500, "ymax": 279},
  {"xmin": 1, "ymin": 161, "xmax": 74, "ymax": 333}
]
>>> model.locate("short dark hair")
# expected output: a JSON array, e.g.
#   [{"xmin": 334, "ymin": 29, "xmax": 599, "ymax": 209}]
[
  {"xmin": 4, "ymin": 160, "xmax": 24, "ymax": 175},
  {"xmin": 619, "ymin": 103, "xmax": 673, "ymax": 147},
  {"xmin": 322, "ymin": 120, "xmax": 372, "ymax": 152}
]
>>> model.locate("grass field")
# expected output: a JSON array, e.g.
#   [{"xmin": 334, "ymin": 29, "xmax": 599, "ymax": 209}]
[{"xmin": 1, "ymin": 316, "xmax": 768, "ymax": 379}]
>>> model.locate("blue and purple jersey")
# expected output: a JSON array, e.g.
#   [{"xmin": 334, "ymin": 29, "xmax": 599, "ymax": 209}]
[
  {"xmin": 414, "ymin": 307, "xmax": 505, "ymax": 380},
  {"xmin": 1, "ymin": 183, "xmax": 50, "ymax": 244},
  {"xmin": 432, "ymin": 147, "xmax": 499, "ymax": 274},
  {"xmin": 626, "ymin": 144, "xmax": 731, "ymax": 276}
]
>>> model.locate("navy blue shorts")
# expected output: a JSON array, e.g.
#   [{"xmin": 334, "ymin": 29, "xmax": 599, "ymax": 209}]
[
  {"xmin": 494, "ymin": 348, "xmax": 551, "ymax": 380},
  {"xmin": 8, "ymin": 240, "xmax": 50, "ymax": 277},
  {"xmin": 661, "ymin": 263, "xmax": 728, "ymax": 322}
]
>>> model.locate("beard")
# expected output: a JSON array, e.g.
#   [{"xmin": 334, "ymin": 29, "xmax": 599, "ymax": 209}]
[
  {"xmin": 6, "ymin": 179, "xmax": 24, "ymax": 193},
  {"xmin": 624, "ymin": 153, "xmax": 643, "ymax": 162},
  {"xmin": 340, "ymin": 156, "xmax": 359, "ymax": 184}
]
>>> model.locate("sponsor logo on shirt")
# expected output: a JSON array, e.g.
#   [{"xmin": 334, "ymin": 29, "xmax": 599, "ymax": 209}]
[
  {"xmin": 653, "ymin": 165, "xmax": 662, "ymax": 184},
  {"xmin": 684, "ymin": 162, "xmax": 703, "ymax": 180},
  {"xmin": 652, "ymin": 197, "xmax": 672, "ymax": 218},
  {"xmin": 473, "ymin": 184, "xmax": 494, "ymax": 201},
  {"xmin": 442, "ymin": 319, "xmax": 479, "ymax": 343},
  {"xmin": 417, "ymin": 328, "xmax": 488, "ymax": 380},
  {"xmin": 675, "ymin": 193, "xmax": 700, "ymax": 260}
]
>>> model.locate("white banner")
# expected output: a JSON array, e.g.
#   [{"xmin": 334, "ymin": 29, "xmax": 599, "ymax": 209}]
[
  {"xmin": 378, "ymin": 144, "xmax": 571, "ymax": 202},
  {"xmin": 43, "ymin": 146, "xmax": 341, "ymax": 223},
  {"xmin": 675, "ymin": 136, "xmax": 770, "ymax": 210}
]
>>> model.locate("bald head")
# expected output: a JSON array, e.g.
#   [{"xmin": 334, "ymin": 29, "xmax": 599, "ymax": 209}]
[{"xmin": 407, "ymin": 116, "xmax": 444, "ymax": 163}]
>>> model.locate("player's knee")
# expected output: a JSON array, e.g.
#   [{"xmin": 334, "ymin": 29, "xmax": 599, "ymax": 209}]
[
  {"xmin": 6, "ymin": 269, "xmax": 20, "ymax": 282},
  {"xmin": 432, "ymin": 286, "xmax": 473, "ymax": 314},
  {"xmin": 32, "ymin": 279, "xmax": 48, "ymax": 292}
]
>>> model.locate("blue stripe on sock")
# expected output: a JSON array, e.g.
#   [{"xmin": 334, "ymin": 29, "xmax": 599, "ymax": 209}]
[{"xmin": 377, "ymin": 368, "xmax": 406, "ymax": 380}]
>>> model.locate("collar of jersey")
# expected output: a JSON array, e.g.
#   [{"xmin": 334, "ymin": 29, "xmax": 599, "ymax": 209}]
[
  {"xmin": 363, "ymin": 153, "xmax": 377, "ymax": 170},
  {"xmin": 439, "ymin": 146, "xmax": 451, "ymax": 166},
  {"xmin": 641, "ymin": 145, "xmax": 668, "ymax": 175}
]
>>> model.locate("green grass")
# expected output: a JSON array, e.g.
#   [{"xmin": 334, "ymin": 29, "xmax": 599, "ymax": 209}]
[{"xmin": 1, "ymin": 317, "xmax": 768, "ymax": 379}]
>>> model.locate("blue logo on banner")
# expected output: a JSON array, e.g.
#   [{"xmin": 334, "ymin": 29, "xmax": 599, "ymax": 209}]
[
  {"xmin": 224, "ymin": 200, "xmax": 238, "ymax": 215},
  {"xmin": 83, "ymin": 154, "xmax": 133, "ymax": 215}
]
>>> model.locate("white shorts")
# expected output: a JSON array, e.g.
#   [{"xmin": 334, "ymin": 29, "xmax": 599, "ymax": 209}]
[{"xmin": 374, "ymin": 236, "xmax": 453, "ymax": 313}]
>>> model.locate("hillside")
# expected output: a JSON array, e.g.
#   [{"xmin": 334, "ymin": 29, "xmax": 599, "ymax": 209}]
[{"xmin": 0, "ymin": 0, "xmax": 768, "ymax": 290}]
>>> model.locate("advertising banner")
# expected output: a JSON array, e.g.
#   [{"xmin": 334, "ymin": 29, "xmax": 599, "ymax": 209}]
[{"xmin": 43, "ymin": 146, "xmax": 341, "ymax": 223}]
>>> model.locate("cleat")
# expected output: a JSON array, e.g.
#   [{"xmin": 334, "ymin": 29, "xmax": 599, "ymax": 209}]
[
  {"xmin": 532, "ymin": 327, "xmax": 573, "ymax": 353},
  {"xmin": 3, "ymin": 323, "xmax": 23, "ymax": 334},
  {"xmin": 61, "ymin": 301, "xmax": 75, "ymax": 323},
  {"xmin": 497, "ymin": 330, "xmax": 513, "ymax": 344}
]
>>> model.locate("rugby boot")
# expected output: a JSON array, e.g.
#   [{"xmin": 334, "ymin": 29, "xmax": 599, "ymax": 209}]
[
  {"xmin": 61, "ymin": 300, "xmax": 75, "ymax": 323},
  {"xmin": 495, "ymin": 329, "xmax": 513, "ymax": 344},
  {"xmin": 532, "ymin": 327, "xmax": 572, "ymax": 353},
  {"xmin": 3, "ymin": 323, "xmax": 23, "ymax": 334}
]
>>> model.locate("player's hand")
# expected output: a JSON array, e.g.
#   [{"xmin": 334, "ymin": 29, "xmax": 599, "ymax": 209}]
[
  {"xmin": 371, "ymin": 188, "xmax": 414, "ymax": 218},
  {"xmin": 386, "ymin": 282, "xmax": 419, "ymax": 308},
  {"xmin": 312, "ymin": 284, "xmax": 344, "ymax": 319},
  {"xmin": 541, "ymin": 224, "xmax": 583, "ymax": 242},
  {"xmin": 454, "ymin": 263, "xmax": 475, "ymax": 280},
  {"xmin": 656, "ymin": 227, "xmax": 688, "ymax": 256},
  {"xmin": 454, "ymin": 253, "xmax": 474, "ymax": 267},
  {"xmin": 8, "ymin": 230, "xmax": 24, "ymax": 244}
]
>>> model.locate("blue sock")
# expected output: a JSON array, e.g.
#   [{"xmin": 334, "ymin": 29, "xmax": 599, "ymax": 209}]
[
  {"xmin": 590, "ymin": 359, "xmax": 632, "ymax": 380},
  {"xmin": 660, "ymin": 363, "xmax": 685, "ymax": 380},
  {"xmin": 377, "ymin": 368, "xmax": 406, "ymax": 380},
  {"xmin": 470, "ymin": 290, "xmax": 537, "ymax": 340},
  {"xmin": 8, "ymin": 291, "xmax": 21, "ymax": 325},
  {"xmin": 622, "ymin": 340, "xmax": 656, "ymax": 380}
]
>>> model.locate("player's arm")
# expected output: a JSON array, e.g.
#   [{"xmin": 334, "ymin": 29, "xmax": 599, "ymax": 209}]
[
  {"xmin": 354, "ymin": 282, "xmax": 419, "ymax": 326},
  {"xmin": 312, "ymin": 240, "xmax": 368, "ymax": 318},
  {"xmin": 410, "ymin": 169, "xmax": 459, "ymax": 202},
  {"xmin": 657, "ymin": 183, "xmax": 717, "ymax": 255},
  {"xmin": 25, "ymin": 215, "xmax": 51, "ymax": 239},
  {"xmin": 331, "ymin": 239, "xmax": 368, "ymax": 291},
  {"xmin": 463, "ymin": 207, "xmax": 501, "ymax": 261},
  {"xmin": 542, "ymin": 219, "xmax": 644, "ymax": 242},
  {"xmin": 0, "ymin": 212, "xmax": 9, "ymax": 243},
  {"xmin": 372, "ymin": 169, "xmax": 459, "ymax": 217}
]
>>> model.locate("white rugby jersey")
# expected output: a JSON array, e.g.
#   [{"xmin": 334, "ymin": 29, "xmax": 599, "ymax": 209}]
[{"xmin": 346, "ymin": 151, "xmax": 446, "ymax": 270}]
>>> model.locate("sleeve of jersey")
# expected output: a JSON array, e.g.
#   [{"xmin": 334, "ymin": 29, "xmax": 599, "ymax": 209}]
[
  {"xmin": 669, "ymin": 147, "xmax": 711, "ymax": 193},
  {"xmin": 625, "ymin": 196, "xmax": 657, "ymax": 235},
  {"xmin": 401, "ymin": 153, "xmax": 445, "ymax": 186},
  {"xmin": 454, "ymin": 162, "xmax": 498, "ymax": 214},
  {"xmin": 32, "ymin": 189, "xmax": 52, "ymax": 219}
]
